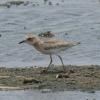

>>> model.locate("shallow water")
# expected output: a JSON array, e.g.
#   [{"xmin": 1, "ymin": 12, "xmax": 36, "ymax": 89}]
[
  {"xmin": 0, "ymin": 90, "xmax": 100, "ymax": 100},
  {"xmin": 0, "ymin": 0, "xmax": 100, "ymax": 67}
]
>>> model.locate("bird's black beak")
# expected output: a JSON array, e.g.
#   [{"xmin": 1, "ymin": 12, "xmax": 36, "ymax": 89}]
[{"xmin": 18, "ymin": 40, "xmax": 26, "ymax": 44}]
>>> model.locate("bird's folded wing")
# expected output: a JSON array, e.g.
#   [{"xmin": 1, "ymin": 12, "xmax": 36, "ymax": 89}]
[{"xmin": 43, "ymin": 40, "xmax": 77, "ymax": 50}]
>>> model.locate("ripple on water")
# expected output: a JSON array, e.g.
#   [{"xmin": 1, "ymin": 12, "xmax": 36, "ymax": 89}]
[
  {"xmin": 0, "ymin": 90, "xmax": 99, "ymax": 100},
  {"xmin": 0, "ymin": 0, "xmax": 100, "ymax": 67}
]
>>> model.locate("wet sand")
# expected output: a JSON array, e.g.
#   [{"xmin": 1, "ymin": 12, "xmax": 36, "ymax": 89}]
[{"xmin": 0, "ymin": 65, "xmax": 100, "ymax": 92}]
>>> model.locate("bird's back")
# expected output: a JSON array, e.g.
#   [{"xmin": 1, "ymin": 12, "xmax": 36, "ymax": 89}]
[{"xmin": 37, "ymin": 38, "xmax": 80, "ymax": 54}]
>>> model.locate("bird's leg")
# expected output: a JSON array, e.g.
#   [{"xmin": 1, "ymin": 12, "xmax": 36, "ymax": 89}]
[
  {"xmin": 47, "ymin": 54, "xmax": 53, "ymax": 70},
  {"xmin": 57, "ymin": 55, "xmax": 66, "ymax": 71}
]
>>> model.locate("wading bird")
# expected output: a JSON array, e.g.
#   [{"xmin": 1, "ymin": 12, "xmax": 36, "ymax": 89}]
[{"xmin": 19, "ymin": 34, "xmax": 80, "ymax": 71}]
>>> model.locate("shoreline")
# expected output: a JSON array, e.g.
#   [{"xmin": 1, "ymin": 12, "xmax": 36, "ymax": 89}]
[{"xmin": 0, "ymin": 65, "xmax": 100, "ymax": 91}]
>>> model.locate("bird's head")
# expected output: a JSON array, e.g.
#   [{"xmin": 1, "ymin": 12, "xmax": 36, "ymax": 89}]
[{"xmin": 18, "ymin": 33, "xmax": 39, "ymax": 45}]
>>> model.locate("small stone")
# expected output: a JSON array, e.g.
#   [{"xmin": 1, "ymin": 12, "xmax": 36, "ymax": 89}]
[
  {"xmin": 69, "ymin": 70, "xmax": 75, "ymax": 73},
  {"xmin": 63, "ymin": 73, "xmax": 70, "ymax": 78},
  {"xmin": 41, "ymin": 69, "xmax": 48, "ymax": 74},
  {"xmin": 56, "ymin": 73, "xmax": 70, "ymax": 79},
  {"xmin": 23, "ymin": 78, "xmax": 41, "ymax": 84},
  {"xmin": 56, "ymin": 74, "xmax": 62, "ymax": 79}
]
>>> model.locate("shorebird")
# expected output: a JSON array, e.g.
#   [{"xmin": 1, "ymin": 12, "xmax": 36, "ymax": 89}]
[{"xmin": 19, "ymin": 34, "xmax": 80, "ymax": 71}]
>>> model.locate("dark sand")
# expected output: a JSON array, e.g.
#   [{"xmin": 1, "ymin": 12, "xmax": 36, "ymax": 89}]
[{"xmin": 0, "ymin": 65, "xmax": 100, "ymax": 92}]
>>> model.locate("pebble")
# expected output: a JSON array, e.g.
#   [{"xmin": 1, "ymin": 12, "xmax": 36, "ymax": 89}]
[{"xmin": 56, "ymin": 73, "xmax": 70, "ymax": 79}]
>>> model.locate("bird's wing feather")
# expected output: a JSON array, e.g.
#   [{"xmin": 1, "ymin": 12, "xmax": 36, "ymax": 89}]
[{"xmin": 42, "ymin": 39, "xmax": 78, "ymax": 50}]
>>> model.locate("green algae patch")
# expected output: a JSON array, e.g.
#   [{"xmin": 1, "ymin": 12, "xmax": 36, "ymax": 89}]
[{"xmin": 0, "ymin": 65, "xmax": 100, "ymax": 91}]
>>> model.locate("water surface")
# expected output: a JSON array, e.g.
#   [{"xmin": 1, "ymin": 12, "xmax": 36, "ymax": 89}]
[
  {"xmin": 0, "ymin": 90, "xmax": 100, "ymax": 100},
  {"xmin": 0, "ymin": 0, "xmax": 100, "ymax": 67}
]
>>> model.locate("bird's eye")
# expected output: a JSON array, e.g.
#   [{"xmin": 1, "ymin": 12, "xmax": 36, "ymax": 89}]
[{"xmin": 27, "ymin": 38, "xmax": 33, "ymax": 41}]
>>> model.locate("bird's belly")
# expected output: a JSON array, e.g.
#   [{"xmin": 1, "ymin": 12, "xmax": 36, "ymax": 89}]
[{"xmin": 41, "ymin": 47, "xmax": 67, "ymax": 55}]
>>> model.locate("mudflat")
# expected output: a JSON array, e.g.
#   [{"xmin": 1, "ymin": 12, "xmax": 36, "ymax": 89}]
[{"xmin": 0, "ymin": 65, "xmax": 100, "ymax": 91}]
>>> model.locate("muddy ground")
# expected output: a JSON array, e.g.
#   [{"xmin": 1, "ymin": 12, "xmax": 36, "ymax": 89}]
[{"xmin": 0, "ymin": 65, "xmax": 100, "ymax": 92}]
